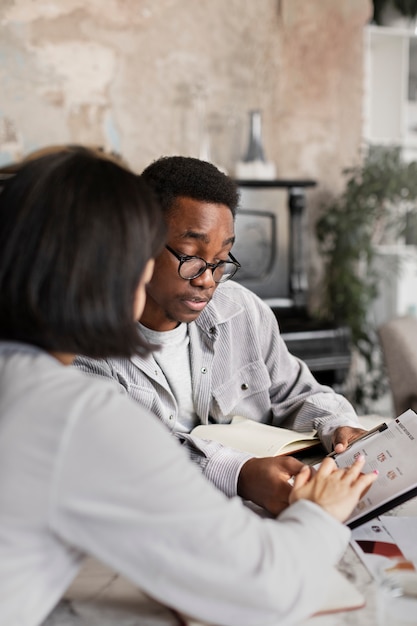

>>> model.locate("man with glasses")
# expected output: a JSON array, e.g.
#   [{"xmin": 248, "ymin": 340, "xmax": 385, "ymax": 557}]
[
  {"xmin": 75, "ymin": 155, "xmax": 366, "ymax": 515},
  {"xmin": 164, "ymin": 244, "xmax": 241, "ymax": 283}
]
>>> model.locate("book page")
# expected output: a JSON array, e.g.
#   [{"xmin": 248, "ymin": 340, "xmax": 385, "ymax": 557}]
[
  {"xmin": 191, "ymin": 416, "xmax": 319, "ymax": 457},
  {"xmin": 312, "ymin": 569, "xmax": 365, "ymax": 615},
  {"xmin": 67, "ymin": 558, "xmax": 364, "ymax": 625},
  {"xmin": 334, "ymin": 410, "xmax": 417, "ymax": 526}
]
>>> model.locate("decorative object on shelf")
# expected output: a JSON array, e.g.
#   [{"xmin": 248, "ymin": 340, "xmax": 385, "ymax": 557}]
[
  {"xmin": 235, "ymin": 110, "xmax": 276, "ymax": 180},
  {"xmin": 315, "ymin": 145, "xmax": 417, "ymax": 411},
  {"xmin": 372, "ymin": 0, "xmax": 417, "ymax": 29}
]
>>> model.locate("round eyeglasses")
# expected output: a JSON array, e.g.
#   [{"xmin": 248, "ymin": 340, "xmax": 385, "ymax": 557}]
[{"xmin": 165, "ymin": 245, "xmax": 241, "ymax": 284}]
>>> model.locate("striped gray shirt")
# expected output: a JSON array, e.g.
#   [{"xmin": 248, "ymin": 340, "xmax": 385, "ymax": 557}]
[{"xmin": 74, "ymin": 281, "xmax": 359, "ymax": 496}]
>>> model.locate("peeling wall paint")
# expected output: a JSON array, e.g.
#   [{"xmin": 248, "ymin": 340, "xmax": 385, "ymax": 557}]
[
  {"xmin": 0, "ymin": 0, "xmax": 371, "ymax": 174},
  {"xmin": 0, "ymin": 0, "xmax": 372, "ymax": 298}
]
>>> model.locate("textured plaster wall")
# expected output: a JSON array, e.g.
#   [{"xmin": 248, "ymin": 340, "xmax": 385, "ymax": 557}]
[{"xmin": 0, "ymin": 0, "xmax": 373, "ymax": 302}]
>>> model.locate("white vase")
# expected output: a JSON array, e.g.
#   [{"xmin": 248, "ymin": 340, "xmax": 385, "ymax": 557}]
[{"xmin": 234, "ymin": 110, "xmax": 276, "ymax": 180}]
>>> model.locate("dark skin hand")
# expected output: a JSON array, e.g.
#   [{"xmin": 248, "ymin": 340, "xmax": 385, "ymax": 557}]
[
  {"xmin": 237, "ymin": 456, "xmax": 306, "ymax": 516},
  {"xmin": 237, "ymin": 426, "xmax": 369, "ymax": 516},
  {"xmin": 331, "ymin": 425, "xmax": 368, "ymax": 455},
  {"xmin": 238, "ymin": 426, "xmax": 369, "ymax": 516}
]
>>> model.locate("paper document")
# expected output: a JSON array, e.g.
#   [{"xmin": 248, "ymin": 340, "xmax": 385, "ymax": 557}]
[
  {"xmin": 351, "ymin": 515, "xmax": 417, "ymax": 581},
  {"xmin": 331, "ymin": 409, "xmax": 417, "ymax": 527}
]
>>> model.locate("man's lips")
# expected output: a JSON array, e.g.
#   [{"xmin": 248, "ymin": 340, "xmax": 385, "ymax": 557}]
[{"xmin": 181, "ymin": 296, "xmax": 210, "ymax": 312}]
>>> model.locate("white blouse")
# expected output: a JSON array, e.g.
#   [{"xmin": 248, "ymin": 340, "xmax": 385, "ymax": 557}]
[{"xmin": 0, "ymin": 342, "xmax": 350, "ymax": 626}]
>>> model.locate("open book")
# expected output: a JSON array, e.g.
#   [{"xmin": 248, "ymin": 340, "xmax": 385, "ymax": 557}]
[
  {"xmin": 190, "ymin": 415, "xmax": 321, "ymax": 456},
  {"xmin": 313, "ymin": 569, "xmax": 365, "ymax": 615},
  {"xmin": 66, "ymin": 558, "xmax": 365, "ymax": 624},
  {"xmin": 184, "ymin": 569, "xmax": 365, "ymax": 624},
  {"xmin": 331, "ymin": 409, "xmax": 417, "ymax": 528}
]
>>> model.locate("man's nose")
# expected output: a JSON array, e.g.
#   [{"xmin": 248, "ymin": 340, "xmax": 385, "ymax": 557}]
[{"xmin": 190, "ymin": 267, "xmax": 216, "ymax": 288}]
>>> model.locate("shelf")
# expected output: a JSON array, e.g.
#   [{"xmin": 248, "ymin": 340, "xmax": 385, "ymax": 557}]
[
  {"xmin": 364, "ymin": 25, "xmax": 417, "ymax": 157},
  {"xmin": 235, "ymin": 179, "xmax": 317, "ymax": 188},
  {"xmin": 366, "ymin": 24, "xmax": 417, "ymax": 38}
]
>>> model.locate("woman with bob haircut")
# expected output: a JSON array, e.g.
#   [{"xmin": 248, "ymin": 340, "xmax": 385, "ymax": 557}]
[{"xmin": 0, "ymin": 147, "xmax": 377, "ymax": 626}]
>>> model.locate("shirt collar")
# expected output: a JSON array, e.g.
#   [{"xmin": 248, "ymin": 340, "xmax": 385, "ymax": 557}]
[{"xmin": 196, "ymin": 282, "xmax": 244, "ymax": 331}]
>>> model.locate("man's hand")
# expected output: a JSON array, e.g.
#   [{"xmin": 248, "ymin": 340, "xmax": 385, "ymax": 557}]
[
  {"xmin": 331, "ymin": 425, "xmax": 367, "ymax": 455},
  {"xmin": 237, "ymin": 456, "xmax": 307, "ymax": 516}
]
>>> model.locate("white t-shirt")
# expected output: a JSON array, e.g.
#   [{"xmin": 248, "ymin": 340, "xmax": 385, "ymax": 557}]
[
  {"xmin": 0, "ymin": 342, "xmax": 350, "ymax": 626},
  {"xmin": 139, "ymin": 322, "xmax": 199, "ymax": 432}
]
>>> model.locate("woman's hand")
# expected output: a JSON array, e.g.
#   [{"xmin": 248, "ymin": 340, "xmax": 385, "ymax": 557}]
[{"xmin": 289, "ymin": 456, "xmax": 378, "ymax": 522}]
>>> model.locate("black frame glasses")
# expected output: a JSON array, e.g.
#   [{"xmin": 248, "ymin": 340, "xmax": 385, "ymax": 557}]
[{"xmin": 165, "ymin": 245, "xmax": 241, "ymax": 283}]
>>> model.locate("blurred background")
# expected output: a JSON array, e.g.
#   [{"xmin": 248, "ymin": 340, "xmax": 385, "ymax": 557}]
[{"xmin": 4, "ymin": 0, "xmax": 417, "ymax": 415}]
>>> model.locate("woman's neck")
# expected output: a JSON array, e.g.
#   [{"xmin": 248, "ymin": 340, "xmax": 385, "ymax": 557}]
[{"xmin": 49, "ymin": 352, "xmax": 75, "ymax": 366}]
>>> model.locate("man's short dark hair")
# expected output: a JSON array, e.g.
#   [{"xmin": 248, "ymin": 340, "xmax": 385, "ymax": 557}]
[
  {"xmin": 142, "ymin": 156, "xmax": 239, "ymax": 217},
  {"xmin": 0, "ymin": 146, "xmax": 166, "ymax": 358}
]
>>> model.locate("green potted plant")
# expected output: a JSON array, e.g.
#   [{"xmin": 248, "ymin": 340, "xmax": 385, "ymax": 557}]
[{"xmin": 315, "ymin": 145, "xmax": 417, "ymax": 410}]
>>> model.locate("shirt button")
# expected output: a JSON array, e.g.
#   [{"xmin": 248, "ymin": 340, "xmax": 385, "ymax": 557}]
[
  {"xmin": 241, "ymin": 383, "xmax": 249, "ymax": 390},
  {"xmin": 168, "ymin": 414, "xmax": 174, "ymax": 421},
  {"xmin": 201, "ymin": 367, "xmax": 207, "ymax": 374},
  {"xmin": 154, "ymin": 370, "xmax": 158, "ymax": 376}
]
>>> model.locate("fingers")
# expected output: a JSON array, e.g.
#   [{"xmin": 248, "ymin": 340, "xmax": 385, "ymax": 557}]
[
  {"xmin": 277, "ymin": 456, "xmax": 305, "ymax": 475},
  {"xmin": 356, "ymin": 469, "xmax": 379, "ymax": 495},
  {"xmin": 340, "ymin": 454, "xmax": 366, "ymax": 479},
  {"xmin": 315, "ymin": 456, "xmax": 338, "ymax": 477},
  {"xmin": 290, "ymin": 453, "xmax": 379, "ymax": 521},
  {"xmin": 332, "ymin": 426, "xmax": 367, "ymax": 453},
  {"xmin": 316, "ymin": 454, "xmax": 375, "ymax": 488},
  {"xmin": 340, "ymin": 460, "xmax": 379, "ymax": 504},
  {"xmin": 292, "ymin": 464, "xmax": 311, "ymax": 488},
  {"xmin": 287, "ymin": 457, "xmax": 305, "ymax": 473},
  {"xmin": 331, "ymin": 427, "xmax": 349, "ymax": 452},
  {"xmin": 321, "ymin": 454, "xmax": 378, "ymax": 492}
]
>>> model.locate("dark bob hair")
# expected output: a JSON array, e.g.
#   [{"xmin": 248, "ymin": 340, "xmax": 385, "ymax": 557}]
[
  {"xmin": 0, "ymin": 146, "xmax": 166, "ymax": 358},
  {"xmin": 142, "ymin": 155, "xmax": 240, "ymax": 217}
]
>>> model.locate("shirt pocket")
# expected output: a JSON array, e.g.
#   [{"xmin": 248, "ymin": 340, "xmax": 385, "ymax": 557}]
[{"xmin": 213, "ymin": 359, "xmax": 271, "ymax": 416}]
